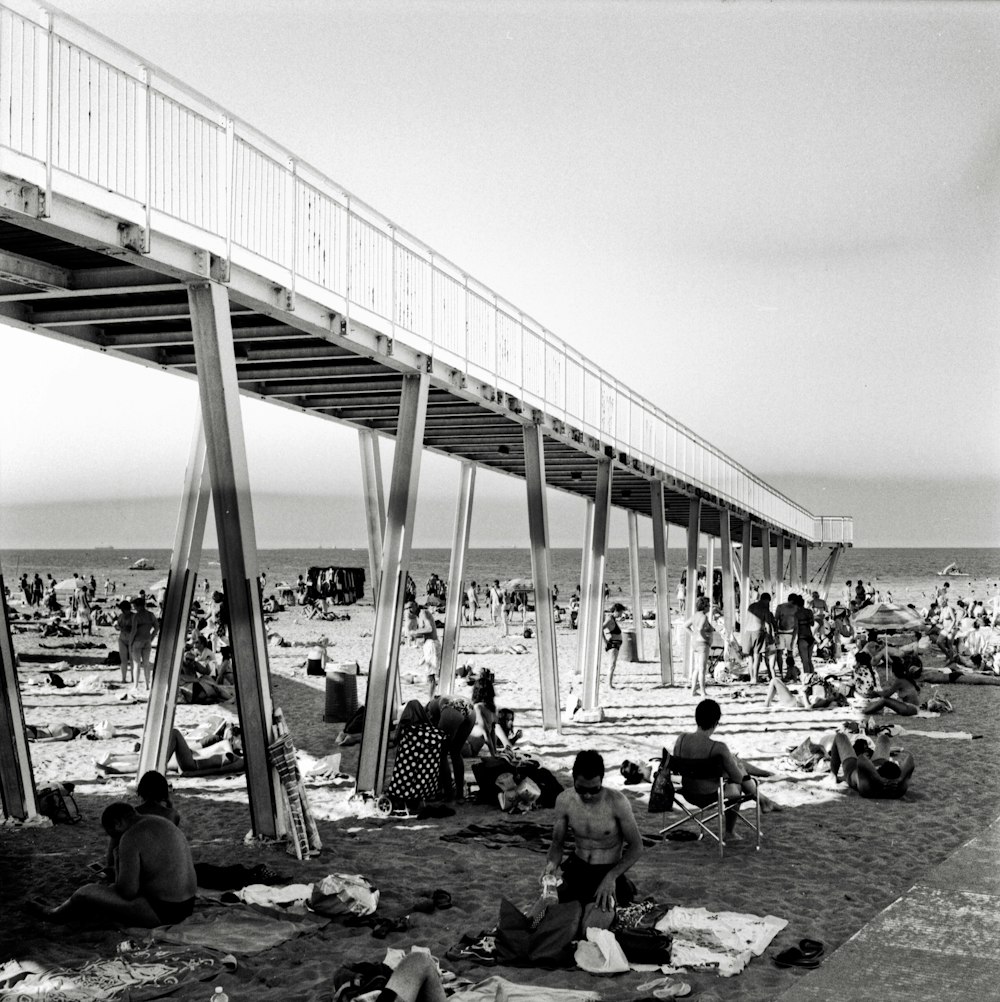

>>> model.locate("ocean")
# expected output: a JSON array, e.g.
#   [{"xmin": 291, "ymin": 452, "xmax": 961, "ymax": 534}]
[{"xmin": 2, "ymin": 547, "xmax": 998, "ymax": 609}]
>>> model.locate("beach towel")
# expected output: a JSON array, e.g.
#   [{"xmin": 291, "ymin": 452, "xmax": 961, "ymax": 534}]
[
  {"xmin": 654, "ymin": 906, "xmax": 786, "ymax": 977},
  {"xmin": 385, "ymin": 722, "xmax": 444, "ymax": 803},
  {"xmin": 450, "ymin": 977, "xmax": 599, "ymax": 1002},
  {"xmin": 149, "ymin": 907, "xmax": 328, "ymax": 954},
  {"xmin": 0, "ymin": 944, "xmax": 229, "ymax": 1001}
]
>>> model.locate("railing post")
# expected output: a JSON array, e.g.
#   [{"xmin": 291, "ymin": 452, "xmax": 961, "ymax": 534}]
[
  {"xmin": 344, "ymin": 193, "xmax": 352, "ymax": 332},
  {"xmin": 42, "ymin": 12, "xmax": 54, "ymax": 218},
  {"xmin": 142, "ymin": 65, "xmax": 152, "ymax": 249}
]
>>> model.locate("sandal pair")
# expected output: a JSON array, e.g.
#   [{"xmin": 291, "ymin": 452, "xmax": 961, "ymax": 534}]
[{"xmin": 774, "ymin": 938, "xmax": 824, "ymax": 968}]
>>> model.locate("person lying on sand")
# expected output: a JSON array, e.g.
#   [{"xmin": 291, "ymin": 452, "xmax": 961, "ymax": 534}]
[
  {"xmin": 765, "ymin": 673, "xmax": 848, "ymax": 710},
  {"xmin": 31, "ymin": 802, "xmax": 197, "ymax": 927},
  {"xmin": 863, "ymin": 661, "xmax": 920, "ymax": 717},
  {"xmin": 374, "ymin": 951, "xmax": 446, "ymax": 1002},
  {"xmin": 829, "ymin": 731, "xmax": 915, "ymax": 800},
  {"xmin": 544, "ymin": 749, "xmax": 642, "ymax": 916},
  {"xmin": 96, "ymin": 726, "xmax": 243, "ymax": 776}
]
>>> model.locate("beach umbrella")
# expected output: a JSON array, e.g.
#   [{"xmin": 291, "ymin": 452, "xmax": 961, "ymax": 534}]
[
  {"xmin": 852, "ymin": 602, "xmax": 925, "ymax": 682},
  {"xmin": 52, "ymin": 577, "xmax": 82, "ymax": 594},
  {"xmin": 150, "ymin": 577, "xmax": 169, "ymax": 592}
]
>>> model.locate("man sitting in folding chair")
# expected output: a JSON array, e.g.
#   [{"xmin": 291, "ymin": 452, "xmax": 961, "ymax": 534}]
[{"xmin": 665, "ymin": 699, "xmax": 773, "ymax": 850}]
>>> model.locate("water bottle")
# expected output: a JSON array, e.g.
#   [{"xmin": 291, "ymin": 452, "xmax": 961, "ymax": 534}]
[{"xmin": 211, "ymin": 988, "xmax": 229, "ymax": 1002}]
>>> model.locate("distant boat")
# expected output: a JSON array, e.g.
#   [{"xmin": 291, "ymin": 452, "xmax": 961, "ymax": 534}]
[
  {"xmin": 937, "ymin": 561, "xmax": 970, "ymax": 577},
  {"xmin": 130, "ymin": 558, "xmax": 153, "ymax": 570}
]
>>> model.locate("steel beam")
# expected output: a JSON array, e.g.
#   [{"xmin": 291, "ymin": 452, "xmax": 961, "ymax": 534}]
[
  {"xmin": 188, "ymin": 280, "xmax": 280, "ymax": 838},
  {"xmin": 685, "ymin": 498, "xmax": 701, "ymax": 683},
  {"xmin": 627, "ymin": 510, "xmax": 645, "ymax": 662},
  {"xmin": 139, "ymin": 412, "xmax": 211, "ymax": 777},
  {"xmin": 581, "ymin": 458, "xmax": 612, "ymax": 713},
  {"xmin": 523, "ymin": 424, "xmax": 562, "ymax": 730},
  {"xmin": 440, "ymin": 461, "xmax": 476, "ymax": 695},
  {"xmin": 650, "ymin": 480, "xmax": 673, "ymax": 685},
  {"xmin": 356, "ymin": 373, "xmax": 429, "ymax": 793},
  {"xmin": 0, "ymin": 563, "xmax": 37, "ymax": 820}
]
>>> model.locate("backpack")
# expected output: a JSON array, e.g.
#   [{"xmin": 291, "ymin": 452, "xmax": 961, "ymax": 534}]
[{"xmin": 37, "ymin": 783, "xmax": 82, "ymax": 824}]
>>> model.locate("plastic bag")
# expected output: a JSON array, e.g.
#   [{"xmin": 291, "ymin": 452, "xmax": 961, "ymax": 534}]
[
  {"xmin": 574, "ymin": 927, "xmax": 630, "ymax": 974},
  {"xmin": 309, "ymin": 873, "xmax": 379, "ymax": 917}
]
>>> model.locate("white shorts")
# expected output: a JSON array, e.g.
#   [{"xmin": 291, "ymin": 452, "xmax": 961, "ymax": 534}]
[{"xmin": 420, "ymin": 638, "xmax": 441, "ymax": 674}]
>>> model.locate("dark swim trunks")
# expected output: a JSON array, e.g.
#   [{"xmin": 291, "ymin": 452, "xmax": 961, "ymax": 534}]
[
  {"xmin": 147, "ymin": 895, "xmax": 195, "ymax": 924},
  {"xmin": 557, "ymin": 855, "xmax": 636, "ymax": 906}
]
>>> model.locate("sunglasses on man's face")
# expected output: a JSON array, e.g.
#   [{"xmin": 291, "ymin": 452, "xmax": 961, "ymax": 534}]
[{"xmin": 574, "ymin": 781, "xmax": 602, "ymax": 798}]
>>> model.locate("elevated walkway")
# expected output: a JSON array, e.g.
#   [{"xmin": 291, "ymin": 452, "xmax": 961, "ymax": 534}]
[
  {"xmin": 0, "ymin": 0, "xmax": 853, "ymax": 833},
  {"xmin": 776, "ymin": 813, "xmax": 1000, "ymax": 1002}
]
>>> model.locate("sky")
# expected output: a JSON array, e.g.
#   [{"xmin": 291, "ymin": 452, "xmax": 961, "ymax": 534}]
[{"xmin": 1, "ymin": 0, "xmax": 998, "ymax": 549}]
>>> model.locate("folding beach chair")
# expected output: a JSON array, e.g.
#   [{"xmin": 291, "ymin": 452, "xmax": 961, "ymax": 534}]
[{"xmin": 657, "ymin": 753, "xmax": 761, "ymax": 859}]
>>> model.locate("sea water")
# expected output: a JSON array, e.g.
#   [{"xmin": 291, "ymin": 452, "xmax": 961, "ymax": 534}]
[{"xmin": 2, "ymin": 547, "xmax": 998, "ymax": 610}]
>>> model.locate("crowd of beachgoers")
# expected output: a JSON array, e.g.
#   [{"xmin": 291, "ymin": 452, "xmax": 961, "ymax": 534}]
[{"xmin": 4, "ymin": 560, "xmax": 1000, "ymax": 1001}]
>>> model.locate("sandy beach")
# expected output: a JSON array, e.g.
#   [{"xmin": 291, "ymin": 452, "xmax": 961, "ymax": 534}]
[{"xmin": 3, "ymin": 598, "xmax": 1000, "ymax": 1002}]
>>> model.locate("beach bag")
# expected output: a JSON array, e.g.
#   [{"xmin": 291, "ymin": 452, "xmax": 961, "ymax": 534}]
[
  {"xmin": 309, "ymin": 873, "xmax": 379, "ymax": 918},
  {"xmin": 647, "ymin": 749, "xmax": 674, "ymax": 813},
  {"xmin": 37, "ymin": 783, "xmax": 81, "ymax": 824},
  {"xmin": 495, "ymin": 897, "xmax": 582, "ymax": 967},
  {"xmin": 385, "ymin": 722, "xmax": 444, "ymax": 802},
  {"xmin": 574, "ymin": 927, "xmax": 630, "ymax": 975}
]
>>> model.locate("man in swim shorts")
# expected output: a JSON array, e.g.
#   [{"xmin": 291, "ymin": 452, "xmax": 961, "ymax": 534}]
[
  {"xmin": 32, "ymin": 802, "xmax": 197, "ymax": 926},
  {"xmin": 406, "ymin": 601, "xmax": 441, "ymax": 699},
  {"xmin": 829, "ymin": 731, "xmax": 915, "ymax": 799},
  {"xmin": 543, "ymin": 750, "xmax": 643, "ymax": 914}
]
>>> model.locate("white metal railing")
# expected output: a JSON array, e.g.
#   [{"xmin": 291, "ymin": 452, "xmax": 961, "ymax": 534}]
[{"xmin": 0, "ymin": 0, "xmax": 852, "ymax": 544}]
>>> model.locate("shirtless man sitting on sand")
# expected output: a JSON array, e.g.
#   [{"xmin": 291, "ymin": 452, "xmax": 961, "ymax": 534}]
[
  {"xmin": 32, "ymin": 802, "xmax": 197, "ymax": 927},
  {"xmin": 543, "ymin": 750, "xmax": 643, "ymax": 914}
]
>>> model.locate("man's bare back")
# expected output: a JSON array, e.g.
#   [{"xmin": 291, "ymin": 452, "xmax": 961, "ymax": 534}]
[{"xmin": 118, "ymin": 815, "xmax": 197, "ymax": 904}]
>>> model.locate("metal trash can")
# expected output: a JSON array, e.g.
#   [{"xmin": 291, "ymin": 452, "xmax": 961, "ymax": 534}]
[
  {"xmin": 621, "ymin": 629, "xmax": 638, "ymax": 662},
  {"xmin": 324, "ymin": 662, "xmax": 359, "ymax": 723}
]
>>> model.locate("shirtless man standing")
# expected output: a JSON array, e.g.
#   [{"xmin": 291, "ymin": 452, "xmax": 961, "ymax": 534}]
[
  {"xmin": 543, "ymin": 750, "xmax": 642, "ymax": 913},
  {"xmin": 33, "ymin": 802, "xmax": 196, "ymax": 926}
]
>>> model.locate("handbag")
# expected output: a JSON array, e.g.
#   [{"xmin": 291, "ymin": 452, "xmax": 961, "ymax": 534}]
[
  {"xmin": 495, "ymin": 897, "xmax": 582, "ymax": 967},
  {"xmin": 614, "ymin": 927, "xmax": 672, "ymax": 964},
  {"xmin": 647, "ymin": 749, "xmax": 674, "ymax": 813}
]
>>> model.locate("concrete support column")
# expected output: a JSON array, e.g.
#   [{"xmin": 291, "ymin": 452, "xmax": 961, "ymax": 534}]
[
  {"xmin": 740, "ymin": 520, "xmax": 752, "ymax": 645},
  {"xmin": 763, "ymin": 530, "xmax": 773, "ymax": 599},
  {"xmin": 140, "ymin": 412, "xmax": 211, "ymax": 778},
  {"xmin": 685, "ymin": 498, "xmax": 701, "ymax": 682},
  {"xmin": 189, "ymin": 281, "xmax": 279, "ymax": 838},
  {"xmin": 576, "ymin": 498, "xmax": 595, "ymax": 678},
  {"xmin": 650, "ymin": 480, "xmax": 672, "ymax": 685},
  {"xmin": 720, "ymin": 509, "xmax": 735, "ymax": 633},
  {"xmin": 358, "ymin": 429, "xmax": 386, "ymax": 607},
  {"xmin": 705, "ymin": 527, "xmax": 715, "ymax": 609},
  {"xmin": 776, "ymin": 533, "xmax": 786, "ymax": 601},
  {"xmin": 0, "ymin": 560, "xmax": 36, "ymax": 820},
  {"xmin": 523, "ymin": 425, "xmax": 561, "ymax": 731},
  {"xmin": 356, "ymin": 373, "xmax": 429, "ymax": 794},
  {"xmin": 627, "ymin": 510, "xmax": 645, "ymax": 662},
  {"xmin": 800, "ymin": 544, "xmax": 808, "ymax": 595},
  {"xmin": 581, "ymin": 459, "xmax": 613, "ymax": 715},
  {"xmin": 821, "ymin": 544, "xmax": 844, "ymax": 603},
  {"xmin": 440, "ymin": 461, "xmax": 476, "ymax": 695}
]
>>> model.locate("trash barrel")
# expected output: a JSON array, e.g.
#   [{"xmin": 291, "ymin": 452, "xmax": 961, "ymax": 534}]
[
  {"xmin": 324, "ymin": 662, "xmax": 359, "ymax": 723},
  {"xmin": 621, "ymin": 629, "xmax": 638, "ymax": 663}
]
